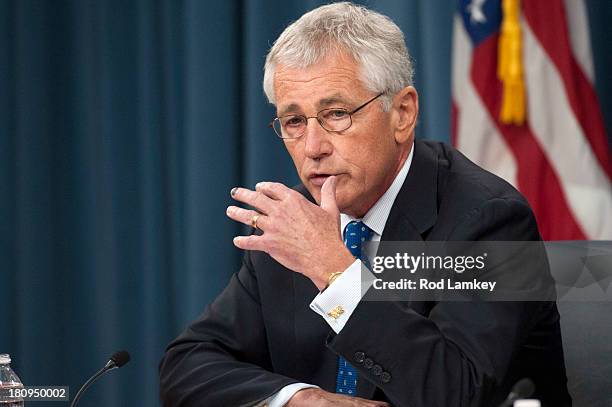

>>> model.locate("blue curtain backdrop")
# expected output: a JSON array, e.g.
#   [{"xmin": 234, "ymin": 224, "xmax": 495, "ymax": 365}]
[{"xmin": 0, "ymin": 1, "xmax": 610, "ymax": 406}]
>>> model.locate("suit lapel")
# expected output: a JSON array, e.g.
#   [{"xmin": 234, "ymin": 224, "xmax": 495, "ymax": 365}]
[
  {"xmin": 382, "ymin": 140, "xmax": 439, "ymax": 242},
  {"xmin": 357, "ymin": 140, "xmax": 441, "ymax": 400}
]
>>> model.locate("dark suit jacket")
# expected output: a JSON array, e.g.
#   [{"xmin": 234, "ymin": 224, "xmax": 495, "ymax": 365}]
[{"xmin": 159, "ymin": 140, "xmax": 572, "ymax": 407}]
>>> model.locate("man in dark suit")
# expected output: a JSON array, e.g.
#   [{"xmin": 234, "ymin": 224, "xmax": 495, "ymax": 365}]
[{"xmin": 159, "ymin": 3, "xmax": 571, "ymax": 406}]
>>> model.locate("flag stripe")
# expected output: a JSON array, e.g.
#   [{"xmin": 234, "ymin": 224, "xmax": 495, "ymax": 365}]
[
  {"xmin": 562, "ymin": 0, "xmax": 595, "ymax": 82},
  {"xmin": 523, "ymin": 0, "xmax": 612, "ymax": 179},
  {"xmin": 452, "ymin": 16, "xmax": 518, "ymax": 187},
  {"xmin": 471, "ymin": 35, "xmax": 587, "ymax": 240},
  {"xmin": 521, "ymin": 20, "xmax": 612, "ymax": 238}
]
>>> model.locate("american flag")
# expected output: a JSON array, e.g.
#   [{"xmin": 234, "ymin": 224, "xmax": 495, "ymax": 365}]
[{"xmin": 452, "ymin": 0, "xmax": 612, "ymax": 240}]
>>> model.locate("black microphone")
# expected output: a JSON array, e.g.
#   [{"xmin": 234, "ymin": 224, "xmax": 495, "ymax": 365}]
[
  {"xmin": 70, "ymin": 350, "xmax": 131, "ymax": 407},
  {"xmin": 498, "ymin": 378, "xmax": 535, "ymax": 407}
]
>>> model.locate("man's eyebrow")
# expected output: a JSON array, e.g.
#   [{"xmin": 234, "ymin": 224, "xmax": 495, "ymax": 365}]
[
  {"xmin": 277, "ymin": 94, "xmax": 352, "ymax": 117},
  {"xmin": 277, "ymin": 103, "xmax": 300, "ymax": 117},
  {"xmin": 319, "ymin": 94, "xmax": 351, "ymax": 108}
]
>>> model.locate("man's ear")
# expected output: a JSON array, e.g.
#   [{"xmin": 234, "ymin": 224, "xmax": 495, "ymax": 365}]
[{"xmin": 391, "ymin": 86, "xmax": 419, "ymax": 144}]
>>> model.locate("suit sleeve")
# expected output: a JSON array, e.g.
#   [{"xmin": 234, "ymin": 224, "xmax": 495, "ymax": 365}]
[
  {"xmin": 159, "ymin": 250, "xmax": 298, "ymax": 406},
  {"xmin": 326, "ymin": 197, "xmax": 548, "ymax": 407}
]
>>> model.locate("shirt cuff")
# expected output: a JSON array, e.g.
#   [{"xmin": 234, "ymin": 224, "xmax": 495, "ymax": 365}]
[
  {"xmin": 309, "ymin": 259, "xmax": 371, "ymax": 333},
  {"xmin": 261, "ymin": 382, "xmax": 319, "ymax": 407}
]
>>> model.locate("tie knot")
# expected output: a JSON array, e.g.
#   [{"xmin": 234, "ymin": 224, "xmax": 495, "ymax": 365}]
[{"xmin": 343, "ymin": 221, "xmax": 372, "ymax": 259}]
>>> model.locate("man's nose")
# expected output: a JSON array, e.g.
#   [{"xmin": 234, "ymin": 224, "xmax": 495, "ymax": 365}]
[{"xmin": 303, "ymin": 118, "xmax": 333, "ymax": 160}]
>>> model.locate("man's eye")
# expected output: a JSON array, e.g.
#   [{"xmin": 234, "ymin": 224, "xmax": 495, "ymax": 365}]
[
  {"xmin": 283, "ymin": 117, "xmax": 305, "ymax": 127},
  {"xmin": 323, "ymin": 109, "xmax": 349, "ymax": 120}
]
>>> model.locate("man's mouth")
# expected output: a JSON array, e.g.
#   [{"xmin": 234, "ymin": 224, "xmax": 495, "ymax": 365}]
[{"xmin": 307, "ymin": 173, "xmax": 343, "ymax": 187}]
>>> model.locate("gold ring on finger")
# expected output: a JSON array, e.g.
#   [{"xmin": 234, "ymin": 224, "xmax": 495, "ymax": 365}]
[{"xmin": 251, "ymin": 214, "xmax": 260, "ymax": 230}]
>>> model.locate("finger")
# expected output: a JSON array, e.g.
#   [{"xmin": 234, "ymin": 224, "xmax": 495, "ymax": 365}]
[
  {"xmin": 226, "ymin": 206, "xmax": 268, "ymax": 230},
  {"xmin": 255, "ymin": 181, "xmax": 293, "ymax": 201},
  {"xmin": 231, "ymin": 187, "xmax": 275, "ymax": 214},
  {"xmin": 320, "ymin": 175, "xmax": 339, "ymax": 216},
  {"xmin": 233, "ymin": 235, "xmax": 267, "ymax": 252}
]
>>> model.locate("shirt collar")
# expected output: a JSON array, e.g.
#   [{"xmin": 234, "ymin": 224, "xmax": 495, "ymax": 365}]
[{"xmin": 340, "ymin": 143, "xmax": 414, "ymax": 237}]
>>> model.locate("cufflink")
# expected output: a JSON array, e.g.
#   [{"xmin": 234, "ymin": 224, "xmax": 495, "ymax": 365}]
[{"xmin": 327, "ymin": 305, "xmax": 345, "ymax": 319}]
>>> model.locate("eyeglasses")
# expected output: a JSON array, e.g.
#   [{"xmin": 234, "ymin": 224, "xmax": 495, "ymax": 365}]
[{"xmin": 269, "ymin": 92, "xmax": 384, "ymax": 139}]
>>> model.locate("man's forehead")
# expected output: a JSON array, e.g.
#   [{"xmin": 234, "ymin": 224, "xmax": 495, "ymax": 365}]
[
  {"xmin": 275, "ymin": 51, "xmax": 358, "ymax": 78},
  {"xmin": 273, "ymin": 52, "xmax": 364, "ymax": 114}
]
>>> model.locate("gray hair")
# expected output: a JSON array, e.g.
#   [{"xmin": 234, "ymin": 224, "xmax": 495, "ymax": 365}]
[{"xmin": 263, "ymin": 2, "xmax": 414, "ymax": 111}]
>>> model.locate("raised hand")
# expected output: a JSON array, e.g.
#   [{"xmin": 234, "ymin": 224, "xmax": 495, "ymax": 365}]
[{"xmin": 226, "ymin": 176, "xmax": 355, "ymax": 290}]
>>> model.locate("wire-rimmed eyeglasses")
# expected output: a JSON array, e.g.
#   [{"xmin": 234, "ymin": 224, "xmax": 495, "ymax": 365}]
[{"xmin": 269, "ymin": 92, "xmax": 385, "ymax": 139}]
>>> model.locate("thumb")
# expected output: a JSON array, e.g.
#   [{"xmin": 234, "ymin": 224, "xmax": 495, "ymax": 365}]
[{"xmin": 320, "ymin": 175, "xmax": 339, "ymax": 216}]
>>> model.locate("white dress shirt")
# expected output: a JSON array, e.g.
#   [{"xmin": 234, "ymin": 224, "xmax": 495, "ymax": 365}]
[{"xmin": 262, "ymin": 145, "xmax": 414, "ymax": 407}]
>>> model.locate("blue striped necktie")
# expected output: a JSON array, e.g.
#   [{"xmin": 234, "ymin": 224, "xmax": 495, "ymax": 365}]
[{"xmin": 335, "ymin": 220, "xmax": 373, "ymax": 396}]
